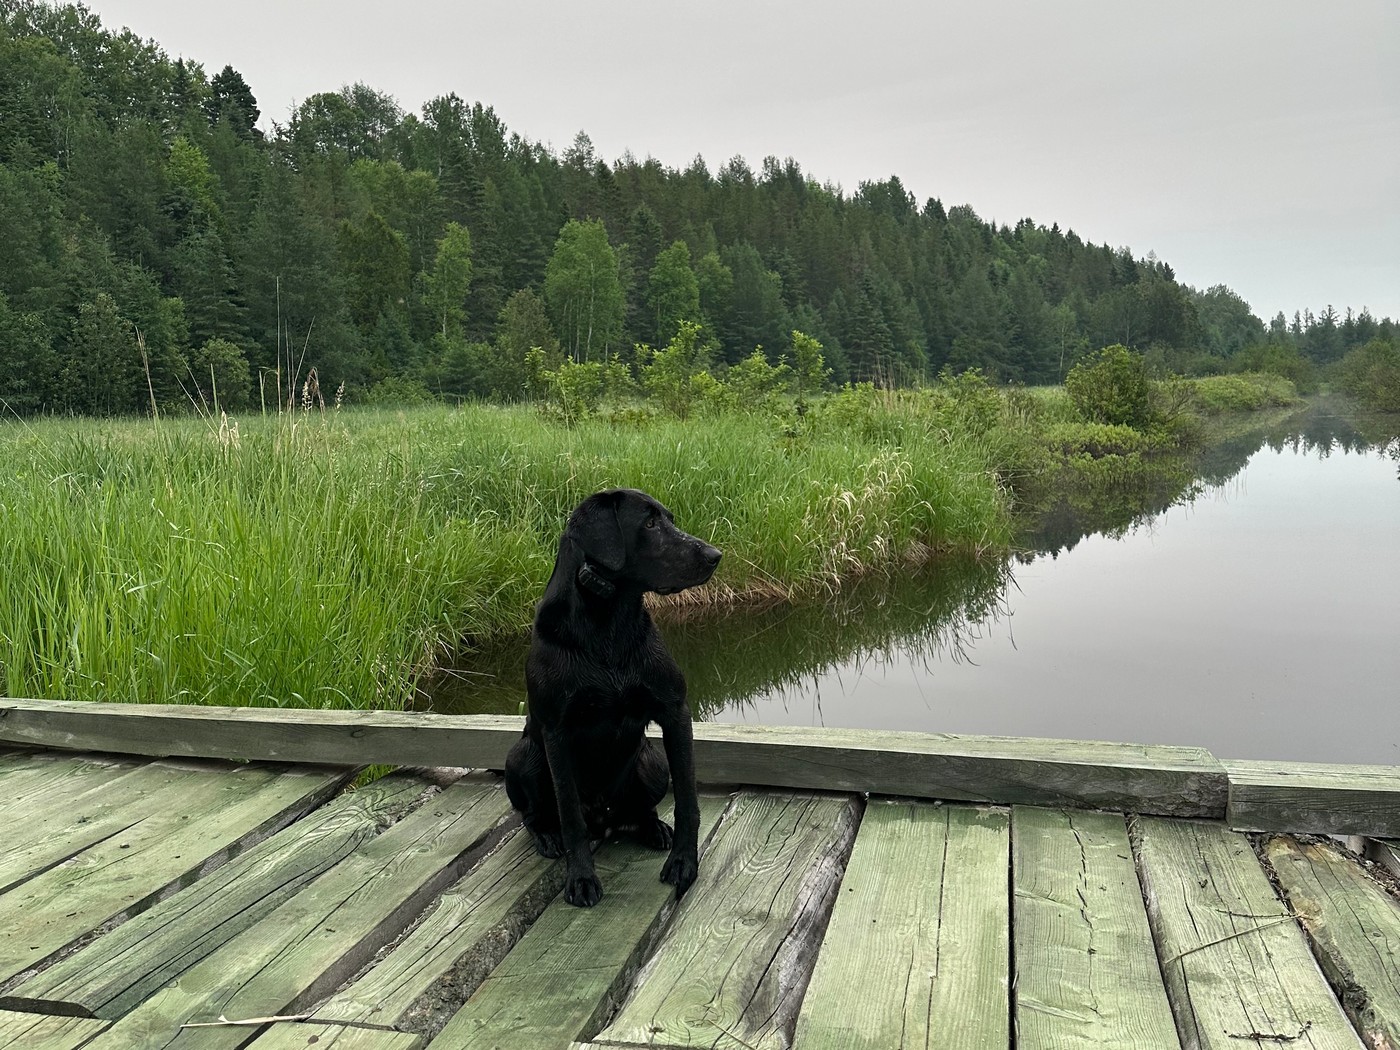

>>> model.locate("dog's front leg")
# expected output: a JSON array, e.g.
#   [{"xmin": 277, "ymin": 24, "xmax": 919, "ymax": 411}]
[
  {"xmin": 657, "ymin": 705, "xmax": 701, "ymax": 896},
  {"xmin": 541, "ymin": 727, "xmax": 603, "ymax": 907}
]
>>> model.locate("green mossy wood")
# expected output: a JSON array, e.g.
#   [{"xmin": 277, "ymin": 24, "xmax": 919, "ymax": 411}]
[
  {"xmin": 0, "ymin": 1009, "xmax": 109, "ymax": 1050},
  {"xmin": 1133, "ymin": 818, "xmax": 1363, "ymax": 1050},
  {"xmin": 250, "ymin": 1023, "xmax": 425, "ymax": 1049},
  {"xmin": 86, "ymin": 781, "xmax": 511, "ymax": 1049},
  {"xmin": 794, "ymin": 801, "xmax": 1010, "ymax": 1050},
  {"xmin": 593, "ymin": 792, "xmax": 859, "ymax": 1050},
  {"xmin": 1012, "ymin": 807, "xmax": 1179, "ymax": 1049},
  {"xmin": 1265, "ymin": 836, "xmax": 1400, "ymax": 1048},
  {"xmin": 427, "ymin": 796, "xmax": 731, "ymax": 1049},
  {"xmin": 312, "ymin": 824, "xmax": 561, "ymax": 1033},
  {"xmin": 0, "ymin": 763, "xmax": 349, "ymax": 984},
  {"xmin": 4, "ymin": 775, "xmax": 430, "ymax": 1018}
]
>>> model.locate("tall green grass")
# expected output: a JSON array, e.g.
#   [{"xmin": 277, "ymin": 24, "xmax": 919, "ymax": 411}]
[{"xmin": 0, "ymin": 403, "xmax": 1009, "ymax": 709}]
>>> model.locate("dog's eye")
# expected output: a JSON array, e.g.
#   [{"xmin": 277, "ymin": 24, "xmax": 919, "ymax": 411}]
[{"xmin": 645, "ymin": 516, "xmax": 658, "ymax": 529}]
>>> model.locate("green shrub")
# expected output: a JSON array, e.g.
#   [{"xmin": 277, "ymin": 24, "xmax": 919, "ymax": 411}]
[
  {"xmin": 1336, "ymin": 339, "xmax": 1400, "ymax": 412},
  {"xmin": 1041, "ymin": 421, "xmax": 1161, "ymax": 458},
  {"xmin": 541, "ymin": 358, "xmax": 606, "ymax": 425},
  {"xmin": 1065, "ymin": 345, "xmax": 1151, "ymax": 428},
  {"xmin": 640, "ymin": 321, "xmax": 714, "ymax": 419},
  {"xmin": 1190, "ymin": 372, "xmax": 1299, "ymax": 413},
  {"xmin": 1232, "ymin": 342, "xmax": 1318, "ymax": 394}
]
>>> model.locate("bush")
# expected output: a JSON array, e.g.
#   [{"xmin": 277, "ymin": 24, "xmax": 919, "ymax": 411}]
[
  {"xmin": 187, "ymin": 338, "xmax": 253, "ymax": 411},
  {"xmin": 361, "ymin": 375, "xmax": 434, "ymax": 406},
  {"xmin": 1065, "ymin": 345, "xmax": 1152, "ymax": 428},
  {"xmin": 640, "ymin": 321, "xmax": 714, "ymax": 419},
  {"xmin": 541, "ymin": 358, "xmax": 606, "ymax": 425},
  {"xmin": 1336, "ymin": 339, "xmax": 1400, "ymax": 412},
  {"xmin": 1190, "ymin": 373, "xmax": 1299, "ymax": 413},
  {"xmin": 1232, "ymin": 342, "xmax": 1318, "ymax": 395}
]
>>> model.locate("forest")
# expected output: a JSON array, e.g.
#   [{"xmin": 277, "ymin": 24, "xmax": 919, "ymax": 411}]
[{"xmin": 1, "ymin": 1, "xmax": 1396, "ymax": 416}]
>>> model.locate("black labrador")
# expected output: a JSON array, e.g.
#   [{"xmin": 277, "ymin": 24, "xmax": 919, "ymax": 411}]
[{"xmin": 504, "ymin": 488, "xmax": 722, "ymax": 907}]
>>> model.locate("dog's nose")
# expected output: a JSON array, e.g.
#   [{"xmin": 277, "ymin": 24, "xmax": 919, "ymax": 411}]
[{"xmin": 701, "ymin": 544, "xmax": 722, "ymax": 567}]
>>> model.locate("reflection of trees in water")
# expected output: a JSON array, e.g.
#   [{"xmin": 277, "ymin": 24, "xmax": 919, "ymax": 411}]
[
  {"xmin": 667, "ymin": 558, "xmax": 1010, "ymax": 717},
  {"xmin": 1021, "ymin": 398, "xmax": 1399, "ymax": 562},
  {"xmin": 428, "ymin": 557, "xmax": 1012, "ymax": 719},
  {"xmin": 431, "ymin": 398, "xmax": 1397, "ymax": 718},
  {"xmin": 1255, "ymin": 396, "xmax": 1399, "ymax": 464}
]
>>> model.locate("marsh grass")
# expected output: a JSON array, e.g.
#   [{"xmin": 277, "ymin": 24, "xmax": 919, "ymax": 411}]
[{"xmin": 0, "ymin": 402, "xmax": 1010, "ymax": 709}]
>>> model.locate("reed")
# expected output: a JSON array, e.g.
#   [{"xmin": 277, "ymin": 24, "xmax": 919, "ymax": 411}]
[{"xmin": 0, "ymin": 402, "xmax": 1010, "ymax": 709}]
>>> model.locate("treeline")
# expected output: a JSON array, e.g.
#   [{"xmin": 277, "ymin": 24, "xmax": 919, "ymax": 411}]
[{"xmin": 1, "ymin": 1, "xmax": 1395, "ymax": 416}]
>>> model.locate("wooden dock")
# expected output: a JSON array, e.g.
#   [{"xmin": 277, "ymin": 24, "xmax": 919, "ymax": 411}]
[{"xmin": 0, "ymin": 698, "xmax": 1398, "ymax": 1049}]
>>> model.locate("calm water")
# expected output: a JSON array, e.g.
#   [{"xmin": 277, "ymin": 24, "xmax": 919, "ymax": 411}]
[{"xmin": 437, "ymin": 404, "xmax": 1400, "ymax": 764}]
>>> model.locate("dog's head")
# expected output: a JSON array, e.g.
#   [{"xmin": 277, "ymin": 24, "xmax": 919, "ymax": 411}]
[{"xmin": 565, "ymin": 488, "xmax": 722, "ymax": 597}]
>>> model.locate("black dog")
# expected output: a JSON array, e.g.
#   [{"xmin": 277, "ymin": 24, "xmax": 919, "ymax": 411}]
[{"xmin": 504, "ymin": 488, "xmax": 721, "ymax": 907}]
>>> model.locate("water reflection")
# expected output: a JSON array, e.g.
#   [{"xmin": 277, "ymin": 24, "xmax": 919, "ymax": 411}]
[{"xmin": 432, "ymin": 400, "xmax": 1400, "ymax": 764}]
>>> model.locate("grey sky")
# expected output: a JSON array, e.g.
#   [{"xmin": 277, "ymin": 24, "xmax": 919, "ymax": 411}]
[{"xmin": 88, "ymin": 0, "xmax": 1400, "ymax": 322}]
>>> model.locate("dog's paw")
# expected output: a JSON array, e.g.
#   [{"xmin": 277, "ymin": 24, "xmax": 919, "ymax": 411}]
[
  {"xmin": 660, "ymin": 849, "xmax": 698, "ymax": 897},
  {"xmin": 638, "ymin": 816, "xmax": 674, "ymax": 851},
  {"xmin": 564, "ymin": 871, "xmax": 603, "ymax": 908},
  {"xmin": 531, "ymin": 830, "xmax": 564, "ymax": 859}
]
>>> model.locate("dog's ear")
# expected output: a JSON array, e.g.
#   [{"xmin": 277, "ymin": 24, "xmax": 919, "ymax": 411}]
[{"xmin": 568, "ymin": 491, "xmax": 626, "ymax": 572}]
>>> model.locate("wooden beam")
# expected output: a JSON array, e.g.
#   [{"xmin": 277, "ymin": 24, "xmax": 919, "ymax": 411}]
[
  {"xmin": 0, "ymin": 1009, "xmax": 107, "ymax": 1050},
  {"xmin": 794, "ymin": 801, "xmax": 1009, "ymax": 1050},
  {"xmin": 1265, "ymin": 836, "xmax": 1400, "ymax": 1049},
  {"xmin": 4, "ymin": 775, "xmax": 431, "ymax": 1019},
  {"xmin": 1133, "ymin": 818, "xmax": 1362, "ymax": 1050},
  {"xmin": 0, "ymin": 698, "xmax": 524, "ymax": 770},
  {"xmin": 1011, "ymin": 807, "xmax": 1178, "ymax": 1048},
  {"xmin": 0, "ymin": 698, "xmax": 1227, "ymax": 816},
  {"xmin": 426, "ymin": 796, "xmax": 731, "ymax": 1049},
  {"xmin": 593, "ymin": 792, "xmax": 860, "ymax": 1050},
  {"xmin": 87, "ymin": 780, "xmax": 513, "ymax": 1049},
  {"xmin": 1226, "ymin": 759, "xmax": 1400, "ymax": 838}
]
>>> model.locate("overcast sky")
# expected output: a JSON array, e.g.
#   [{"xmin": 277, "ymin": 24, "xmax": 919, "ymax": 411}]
[{"xmin": 86, "ymin": 0, "xmax": 1400, "ymax": 322}]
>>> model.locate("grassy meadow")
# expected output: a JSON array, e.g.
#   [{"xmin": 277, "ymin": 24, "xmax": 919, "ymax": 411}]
[{"xmin": 0, "ymin": 400, "xmax": 1010, "ymax": 709}]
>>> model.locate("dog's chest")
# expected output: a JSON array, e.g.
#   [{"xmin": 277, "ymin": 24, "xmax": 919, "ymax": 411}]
[{"xmin": 572, "ymin": 675, "xmax": 656, "ymax": 720}]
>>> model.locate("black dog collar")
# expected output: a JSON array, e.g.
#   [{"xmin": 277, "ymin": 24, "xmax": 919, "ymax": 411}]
[{"xmin": 576, "ymin": 561, "xmax": 617, "ymax": 598}]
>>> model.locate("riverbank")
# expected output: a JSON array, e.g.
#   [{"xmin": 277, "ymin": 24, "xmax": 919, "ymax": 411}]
[
  {"xmin": 0, "ymin": 373, "xmax": 1311, "ymax": 711},
  {"xmin": 0, "ymin": 402, "xmax": 1008, "ymax": 710}
]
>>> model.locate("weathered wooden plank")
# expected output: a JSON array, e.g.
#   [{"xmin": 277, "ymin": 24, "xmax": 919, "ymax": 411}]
[
  {"xmin": 0, "ymin": 764, "xmax": 350, "ymax": 985},
  {"xmin": 0, "ymin": 698, "xmax": 523, "ymax": 769},
  {"xmin": 0, "ymin": 750, "xmax": 146, "ymax": 851},
  {"xmin": 87, "ymin": 780, "xmax": 513, "ymax": 1049},
  {"xmin": 1265, "ymin": 836, "xmax": 1400, "ymax": 1048},
  {"xmin": 593, "ymin": 791, "xmax": 859, "ymax": 1050},
  {"xmin": 1133, "ymin": 818, "xmax": 1362, "ymax": 1050},
  {"xmin": 0, "ymin": 699, "xmax": 1228, "ymax": 815},
  {"xmin": 0, "ymin": 751, "xmax": 140, "ymax": 829},
  {"xmin": 0, "ymin": 1009, "xmax": 107, "ymax": 1050},
  {"xmin": 0, "ymin": 760, "xmax": 241, "ymax": 895},
  {"xmin": 426, "ymin": 796, "xmax": 732, "ymax": 1049},
  {"xmin": 4, "ymin": 775, "xmax": 430, "ymax": 1019},
  {"xmin": 1011, "ymin": 807, "xmax": 1178, "ymax": 1049},
  {"xmin": 311, "ymin": 826, "xmax": 560, "ymax": 1035},
  {"xmin": 793, "ymin": 801, "xmax": 1009, "ymax": 1050},
  {"xmin": 251, "ymin": 1023, "xmax": 424, "ymax": 1049},
  {"xmin": 690, "ymin": 723, "xmax": 1226, "ymax": 817},
  {"xmin": 1226, "ymin": 759, "xmax": 1400, "ymax": 837}
]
